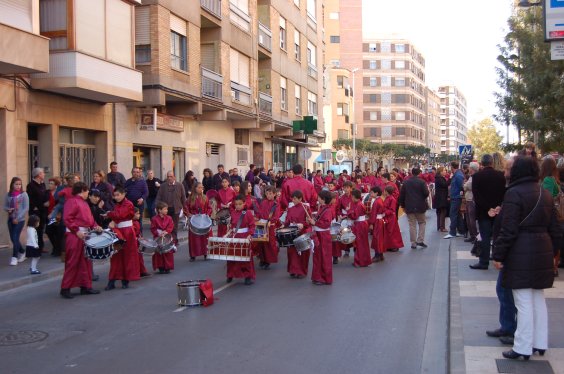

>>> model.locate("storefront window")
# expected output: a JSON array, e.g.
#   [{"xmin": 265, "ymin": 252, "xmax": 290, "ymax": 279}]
[
  {"xmin": 272, "ymin": 143, "xmax": 285, "ymax": 173},
  {"xmin": 286, "ymin": 145, "xmax": 297, "ymax": 170}
]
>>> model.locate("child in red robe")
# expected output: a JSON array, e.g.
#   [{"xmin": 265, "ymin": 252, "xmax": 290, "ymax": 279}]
[
  {"xmin": 104, "ymin": 187, "xmax": 140, "ymax": 290},
  {"xmin": 368, "ymin": 186, "xmax": 385, "ymax": 262},
  {"xmin": 383, "ymin": 185, "xmax": 404, "ymax": 252},
  {"xmin": 184, "ymin": 182, "xmax": 212, "ymax": 262},
  {"xmin": 132, "ymin": 207, "xmax": 150, "ymax": 277},
  {"xmin": 217, "ymin": 177, "xmax": 236, "ymax": 237},
  {"xmin": 310, "ymin": 190, "xmax": 335, "ymax": 285},
  {"xmin": 151, "ymin": 202, "xmax": 175, "ymax": 273},
  {"xmin": 347, "ymin": 189, "xmax": 372, "ymax": 267},
  {"xmin": 284, "ymin": 190, "xmax": 312, "ymax": 279},
  {"xmin": 255, "ymin": 186, "xmax": 281, "ymax": 270},
  {"xmin": 337, "ymin": 181, "xmax": 354, "ymax": 257},
  {"xmin": 226, "ymin": 195, "xmax": 256, "ymax": 285}
]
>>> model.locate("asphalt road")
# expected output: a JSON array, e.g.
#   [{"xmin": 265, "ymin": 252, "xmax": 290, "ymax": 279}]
[{"xmin": 0, "ymin": 212, "xmax": 448, "ymax": 374}]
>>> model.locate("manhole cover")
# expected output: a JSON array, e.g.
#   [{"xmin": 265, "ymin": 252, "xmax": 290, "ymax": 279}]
[
  {"xmin": 0, "ymin": 331, "xmax": 49, "ymax": 346},
  {"xmin": 496, "ymin": 359, "xmax": 554, "ymax": 374}
]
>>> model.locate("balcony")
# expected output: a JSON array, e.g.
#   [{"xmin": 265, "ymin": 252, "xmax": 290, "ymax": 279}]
[
  {"xmin": 201, "ymin": 67, "xmax": 223, "ymax": 101},
  {"xmin": 229, "ymin": 3, "xmax": 251, "ymax": 32},
  {"xmin": 258, "ymin": 22, "xmax": 272, "ymax": 52},
  {"xmin": 31, "ymin": 51, "xmax": 142, "ymax": 102},
  {"xmin": 0, "ymin": 23, "xmax": 49, "ymax": 74},
  {"xmin": 259, "ymin": 92, "xmax": 272, "ymax": 115},
  {"xmin": 231, "ymin": 81, "xmax": 251, "ymax": 106},
  {"xmin": 201, "ymin": 0, "xmax": 221, "ymax": 19},
  {"xmin": 307, "ymin": 63, "xmax": 318, "ymax": 79}
]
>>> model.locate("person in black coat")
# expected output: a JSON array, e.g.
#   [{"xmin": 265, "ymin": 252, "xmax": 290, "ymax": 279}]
[
  {"xmin": 493, "ymin": 156, "xmax": 562, "ymax": 360},
  {"xmin": 399, "ymin": 168, "xmax": 429, "ymax": 249},
  {"xmin": 202, "ymin": 168, "xmax": 214, "ymax": 194},
  {"xmin": 434, "ymin": 166, "xmax": 449, "ymax": 232}
]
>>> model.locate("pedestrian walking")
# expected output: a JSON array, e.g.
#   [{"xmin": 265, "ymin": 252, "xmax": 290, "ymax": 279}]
[
  {"xmin": 4, "ymin": 177, "xmax": 29, "ymax": 265},
  {"xmin": 25, "ymin": 215, "xmax": 41, "ymax": 274},
  {"xmin": 26, "ymin": 167, "xmax": 49, "ymax": 253},
  {"xmin": 493, "ymin": 156, "xmax": 562, "ymax": 360},
  {"xmin": 399, "ymin": 168, "xmax": 428, "ymax": 249}
]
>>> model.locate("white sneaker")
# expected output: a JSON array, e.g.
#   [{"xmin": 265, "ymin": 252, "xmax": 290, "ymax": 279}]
[
  {"xmin": 443, "ymin": 234, "xmax": 455, "ymax": 239},
  {"xmin": 456, "ymin": 233, "xmax": 464, "ymax": 237},
  {"xmin": 9, "ymin": 257, "xmax": 18, "ymax": 266},
  {"xmin": 17, "ymin": 253, "xmax": 26, "ymax": 262}
]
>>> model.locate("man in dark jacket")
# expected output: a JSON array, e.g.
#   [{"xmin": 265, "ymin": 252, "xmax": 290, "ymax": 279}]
[
  {"xmin": 444, "ymin": 161, "xmax": 465, "ymax": 239},
  {"xmin": 399, "ymin": 168, "xmax": 429, "ymax": 249},
  {"xmin": 470, "ymin": 154, "xmax": 507, "ymax": 269},
  {"xmin": 27, "ymin": 167, "xmax": 49, "ymax": 252},
  {"xmin": 212, "ymin": 164, "xmax": 230, "ymax": 191}
]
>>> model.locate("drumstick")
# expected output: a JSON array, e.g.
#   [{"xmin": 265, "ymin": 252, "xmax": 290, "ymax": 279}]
[{"xmin": 301, "ymin": 203, "xmax": 314, "ymax": 224}]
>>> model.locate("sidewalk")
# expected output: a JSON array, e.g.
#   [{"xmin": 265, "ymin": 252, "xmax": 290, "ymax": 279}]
[
  {"xmin": 449, "ymin": 238, "xmax": 564, "ymax": 374},
  {"xmin": 0, "ymin": 220, "xmax": 190, "ymax": 292}
]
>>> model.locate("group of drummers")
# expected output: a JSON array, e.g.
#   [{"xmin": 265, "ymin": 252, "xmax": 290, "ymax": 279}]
[{"xmin": 59, "ymin": 163, "xmax": 406, "ymax": 298}]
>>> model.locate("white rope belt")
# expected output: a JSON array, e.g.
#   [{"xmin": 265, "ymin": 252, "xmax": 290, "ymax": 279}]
[
  {"xmin": 236, "ymin": 228, "xmax": 249, "ymax": 234},
  {"xmin": 116, "ymin": 220, "xmax": 133, "ymax": 228},
  {"xmin": 313, "ymin": 227, "xmax": 330, "ymax": 232},
  {"xmin": 66, "ymin": 227, "xmax": 89, "ymax": 233},
  {"xmin": 355, "ymin": 216, "xmax": 366, "ymax": 222}
]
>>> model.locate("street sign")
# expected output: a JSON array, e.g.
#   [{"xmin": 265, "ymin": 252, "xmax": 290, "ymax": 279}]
[
  {"xmin": 458, "ymin": 145, "xmax": 472, "ymax": 156},
  {"xmin": 335, "ymin": 150, "xmax": 346, "ymax": 164},
  {"xmin": 301, "ymin": 148, "xmax": 312, "ymax": 159},
  {"xmin": 551, "ymin": 40, "xmax": 564, "ymax": 60},
  {"xmin": 545, "ymin": 0, "xmax": 564, "ymax": 41}
]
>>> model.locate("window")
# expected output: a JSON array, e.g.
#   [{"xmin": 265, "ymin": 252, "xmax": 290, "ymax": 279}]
[
  {"xmin": 230, "ymin": 48, "xmax": 250, "ymax": 87},
  {"xmin": 370, "ymin": 112, "xmax": 377, "ymax": 121},
  {"xmin": 337, "ymin": 75, "xmax": 344, "ymax": 88},
  {"xmin": 307, "ymin": 91, "xmax": 317, "ymax": 115},
  {"xmin": 369, "ymin": 128, "xmax": 378, "ymax": 137},
  {"xmin": 395, "ymin": 60, "xmax": 405, "ymax": 69},
  {"xmin": 369, "ymin": 77, "xmax": 377, "ymax": 87},
  {"xmin": 295, "ymin": 84, "xmax": 301, "ymax": 115},
  {"xmin": 337, "ymin": 103, "xmax": 348, "ymax": 116},
  {"xmin": 382, "ymin": 93, "xmax": 391, "ymax": 104},
  {"xmin": 395, "ymin": 44, "xmax": 405, "ymax": 53},
  {"xmin": 230, "ymin": 0, "xmax": 250, "ymax": 31},
  {"xmin": 136, "ymin": 45, "xmax": 151, "ymax": 64},
  {"xmin": 135, "ymin": 6, "xmax": 150, "ymax": 64},
  {"xmin": 381, "ymin": 41, "xmax": 391, "ymax": 52},
  {"xmin": 307, "ymin": 41, "xmax": 316, "ymax": 66},
  {"xmin": 381, "ymin": 59, "xmax": 391, "ymax": 69},
  {"xmin": 279, "ymin": 17, "xmax": 286, "ymax": 50},
  {"xmin": 369, "ymin": 94, "xmax": 377, "ymax": 103},
  {"xmin": 329, "ymin": 59, "xmax": 340, "ymax": 67},
  {"xmin": 40, "ymin": 0, "xmax": 69, "ymax": 50},
  {"xmin": 381, "ymin": 109, "xmax": 391, "ymax": 121},
  {"xmin": 294, "ymin": 30, "xmax": 300, "ymax": 60},
  {"xmin": 329, "ymin": 12, "xmax": 339, "ymax": 19},
  {"xmin": 338, "ymin": 129, "xmax": 349, "ymax": 139},
  {"xmin": 395, "ymin": 77, "xmax": 405, "ymax": 87},
  {"xmin": 307, "ymin": 0, "xmax": 316, "ymax": 20},
  {"xmin": 395, "ymin": 112, "xmax": 406, "ymax": 121},
  {"xmin": 381, "ymin": 76, "xmax": 391, "ymax": 87},
  {"xmin": 330, "ymin": 35, "xmax": 340, "ymax": 43},
  {"xmin": 170, "ymin": 31, "xmax": 187, "ymax": 71},
  {"xmin": 280, "ymin": 77, "xmax": 287, "ymax": 110},
  {"xmin": 396, "ymin": 127, "xmax": 406, "ymax": 135},
  {"xmin": 369, "ymin": 43, "xmax": 377, "ymax": 52},
  {"xmin": 369, "ymin": 60, "xmax": 377, "ymax": 69}
]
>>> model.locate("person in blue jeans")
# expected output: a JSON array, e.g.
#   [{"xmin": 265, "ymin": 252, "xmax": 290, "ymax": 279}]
[
  {"xmin": 444, "ymin": 161, "xmax": 465, "ymax": 239},
  {"xmin": 3, "ymin": 177, "xmax": 30, "ymax": 266}
]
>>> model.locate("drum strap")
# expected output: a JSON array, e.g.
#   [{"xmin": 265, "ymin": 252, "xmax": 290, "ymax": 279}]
[
  {"xmin": 233, "ymin": 211, "xmax": 246, "ymax": 237},
  {"xmin": 268, "ymin": 202, "xmax": 277, "ymax": 220}
]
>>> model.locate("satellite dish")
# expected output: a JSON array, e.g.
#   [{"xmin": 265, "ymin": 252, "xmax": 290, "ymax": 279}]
[{"xmin": 336, "ymin": 150, "xmax": 346, "ymax": 164}]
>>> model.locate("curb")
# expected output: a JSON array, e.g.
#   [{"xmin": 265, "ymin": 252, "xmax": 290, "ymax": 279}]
[
  {"xmin": 448, "ymin": 240, "xmax": 466, "ymax": 374},
  {"xmin": 0, "ymin": 236, "xmax": 188, "ymax": 293}
]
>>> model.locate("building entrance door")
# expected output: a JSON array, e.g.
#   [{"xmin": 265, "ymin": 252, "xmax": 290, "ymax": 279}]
[{"xmin": 252, "ymin": 142, "xmax": 264, "ymax": 168}]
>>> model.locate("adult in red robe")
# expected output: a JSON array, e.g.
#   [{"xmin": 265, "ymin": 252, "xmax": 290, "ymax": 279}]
[
  {"xmin": 106, "ymin": 188, "xmax": 140, "ymax": 289},
  {"xmin": 313, "ymin": 171, "xmax": 324, "ymax": 193},
  {"xmin": 369, "ymin": 194, "xmax": 386, "ymax": 261},
  {"xmin": 184, "ymin": 183, "xmax": 212, "ymax": 261},
  {"xmin": 226, "ymin": 203, "xmax": 256, "ymax": 285},
  {"xmin": 280, "ymin": 164, "xmax": 317, "ymax": 211},
  {"xmin": 285, "ymin": 197, "xmax": 312, "ymax": 278},
  {"xmin": 311, "ymin": 192, "xmax": 334, "ymax": 285},
  {"xmin": 217, "ymin": 179, "xmax": 236, "ymax": 237},
  {"xmin": 151, "ymin": 206, "xmax": 175, "ymax": 272},
  {"xmin": 60, "ymin": 183, "xmax": 101, "ymax": 298},
  {"xmin": 383, "ymin": 193, "xmax": 404, "ymax": 251},
  {"xmin": 255, "ymin": 187, "xmax": 281, "ymax": 268},
  {"xmin": 347, "ymin": 192, "xmax": 372, "ymax": 267}
]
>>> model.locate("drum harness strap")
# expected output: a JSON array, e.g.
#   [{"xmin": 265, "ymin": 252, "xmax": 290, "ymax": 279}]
[{"xmin": 232, "ymin": 210, "xmax": 246, "ymax": 238}]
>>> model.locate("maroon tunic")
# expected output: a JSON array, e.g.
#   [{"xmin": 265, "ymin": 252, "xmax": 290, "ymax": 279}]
[
  {"xmin": 226, "ymin": 209, "xmax": 256, "ymax": 280},
  {"xmin": 368, "ymin": 197, "xmax": 385, "ymax": 255},
  {"xmin": 255, "ymin": 198, "xmax": 281, "ymax": 264},
  {"xmin": 385, "ymin": 181, "xmax": 400, "ymax": 201},
  {"xmin": 313, "ymin": 175, "xmax": 324, "ymax": 193},
  {"xmin": 107, "ymin": 199, "xmax": 140, "ymax": 281},
  {"xmin": 217, "ymin": 187, "xmax": 236, "ymax": 237},
  {"xmin": 151, "ymin": 214, "xmax": 175, "ymax": 271},
  {"xmin": 383, "ymin": 195, "xmax": 404, "ymax": 250},
  {"xmin": 61, "ymin": 195, "xmax": 97, "ymax": 290},
  {"xmin": 184, "ymin": 196, "xmax": 212, "ymax": 258},
  {"xmin": 312, "ymin": 204, "xmax": 334, "ymax": 284},
  {"xmin": 347, "ymin": 201, "xmax": 371, "ymax": 267},
  {"xmin": 285, "ymin": 203, "xmax": 312, "ymax": 276},
  {"xmin": 280, "ymin": 176, "xmax": 318, "ymax": 211},
  {"xmin": 336, "ymin": 193, "xmax": 354, "ymax": 253},
  {"xmin": 133, "ymin": 220, "xmax": 149, "ymax": 275}
]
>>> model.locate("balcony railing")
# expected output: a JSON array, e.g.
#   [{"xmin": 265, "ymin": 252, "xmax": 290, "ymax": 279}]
[
  {"xmin": 259, "ymin": 92, "xmax": 272, "ymax": 115},
  {"xmin": 307, "ymin": 63, "xmax": 318, "ymax": 79},
  {"xmin": 229, "ymin": 3, "xmax": 251, "ymax": 32},
  {"xmin": 258, "ymin": 22, "xmax": 272, "ymax": 52},
  {"xmin": 231, "ymin": 81, "xmax": 251, "ymax": 105},
  {"xmin": 201, "ymin": 67, "xmax": 223, "ymax": 101},
  {"xmin": 201, "ymin": 0, "xmax": 221, "ymax": 19}
]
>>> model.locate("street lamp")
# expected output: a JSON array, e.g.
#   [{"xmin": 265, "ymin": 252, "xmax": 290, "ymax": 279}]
[{"xmin": 350, "ymin": 67, "xmax": 360, "ymax": 169}]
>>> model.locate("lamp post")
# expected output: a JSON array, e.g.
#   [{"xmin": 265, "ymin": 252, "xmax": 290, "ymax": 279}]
[{"xmin": 350, "ymin": 67, "xmax": 360, "ymax": 169}]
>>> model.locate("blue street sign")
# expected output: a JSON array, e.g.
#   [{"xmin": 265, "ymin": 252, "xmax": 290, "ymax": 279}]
[{"xmin": 458, "ymin": 145, "xmax": 473, "ymax": 156}]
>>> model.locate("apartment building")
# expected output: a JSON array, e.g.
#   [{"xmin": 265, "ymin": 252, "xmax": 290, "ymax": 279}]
[
  {"xmin": 119, "ymin": 0, "xmax": 326, "ymax": 177},
  {"xmin": 437, "ymin": 85, "xmax": 468, "ymax": 155},
  {"xmin": 425, "ymin": 87, "xmax": 441, "ymax": 156}
]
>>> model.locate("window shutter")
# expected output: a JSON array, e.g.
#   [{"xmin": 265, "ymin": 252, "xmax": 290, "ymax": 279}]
[
  {"xmin": 201, "ymin": 43, "xmax": 216, "ymax": 71},
  {"xmin": 230, "ymin": 48, "xmax": 239, "ymax": 83},
  {"xmin": 239, "ymin": 53, "xmax": 250, "ymax": 87},
  {"xmin": 135, "ymin": 6, "xmax": 150, "ymax": 45},
  {"xmin": 170, "ymin": 13, "xmax": 186, "ymax": 36}
]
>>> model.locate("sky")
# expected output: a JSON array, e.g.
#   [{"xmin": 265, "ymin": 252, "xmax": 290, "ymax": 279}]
[{"xmin": 362, "ymin": 0, "xmax": 515, "ymax": 140}]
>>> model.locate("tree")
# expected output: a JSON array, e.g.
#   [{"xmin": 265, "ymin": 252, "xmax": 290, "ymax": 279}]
[
  {"xmin": 467, "ymin": 118, "xmax": 504, "ymax": 157},
  {"xmin": 495, "ymin": 5, "xmax": 564, "ymax": 152}
]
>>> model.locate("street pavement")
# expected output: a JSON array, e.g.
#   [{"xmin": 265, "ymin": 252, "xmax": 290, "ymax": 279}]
[{"xmin": 0, "ymin": 213, "xmax": 561, "ymax": 374}]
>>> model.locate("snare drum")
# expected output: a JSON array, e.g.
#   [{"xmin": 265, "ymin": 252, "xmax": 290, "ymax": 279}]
[
  {"xmin": 340, "ymin": 231, "xmax": 356, "ymax": 245},
  {"xmin": 138, "ymin": 237, "xmax": 158, "ymax": 255},
  {"xmin": 177, "ymin": 280, "xmax": 205, "ymax": 307},
  {"xmin": 156, "ymin": 234, "xmax": 176, "ymax": 254},
  {"xmin": 215, "ymin": 208, "xmax": 231, "ymax": 226},
  {"xmin": 340, "ymin": 218, "xmax": 354, "ymax": 229},
  {"xmin": 330, "ymin": 222, "xmax": 342, "ymax": 242},
  {"xmin": 293, "ymin": 233, "xmax": 313, "ymax": 252},
  {"xmin": 275, "ymin": 227, "xmax": 299, "ymax": 247},
  {"xmin": 84, "ymin": 230, "xmax": 118, "ymax": 260},
  {"xmin": 190, "ymin": 214, "xmax": 213, "ymax": 236}
]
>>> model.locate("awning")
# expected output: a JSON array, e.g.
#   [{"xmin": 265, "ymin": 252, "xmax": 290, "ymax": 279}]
[
  {"xmin": 271, "ymin": 137, "xmax": 310, "ymax": 147},
  {"xmin": 314, "ymin": 154, "xmax": 325, "ymax": 163}
]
